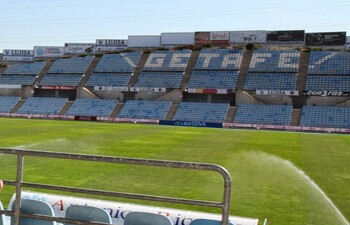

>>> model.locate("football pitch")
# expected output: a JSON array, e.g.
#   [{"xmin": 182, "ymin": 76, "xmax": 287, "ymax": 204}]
[{"xmin": 0, "ymin": 118, "xmax": 349, "ymax": 225}]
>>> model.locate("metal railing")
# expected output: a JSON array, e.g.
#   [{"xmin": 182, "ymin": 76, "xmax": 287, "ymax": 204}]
[{"xmin": 0, "ymin": 148, "xmax": 232, "ymax": 225}]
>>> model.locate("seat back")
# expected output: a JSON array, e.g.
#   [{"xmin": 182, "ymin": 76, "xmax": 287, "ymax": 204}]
[
  {"xmin": 64, "ymin": 205, "xmax": 112, "ymax": 225},
  {"xmin": 10, "ymin": 199, "xmax": 56, "ymax": 225},
  {"xmin": 190, "ymin": 219, "xmax": 233, "ymax": 225},
  {"xmin": 124, "ymin": 211, "xmax": 173, "ymax": 225},
  {"xmin": 0, "ymin": 201, "xmax": 9, "ymax": 225}
]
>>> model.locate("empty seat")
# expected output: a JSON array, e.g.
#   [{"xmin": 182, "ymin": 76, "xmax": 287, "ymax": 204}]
[
  {"xmin": 124, "ymin": 212, "xmax": 173, "ymax": 225},
  {"xmin": 195, "ymin": 49, "xmax": 243, "ymax": 70},
  {"xmin": 249, "ymin": 50, "xmax": 300, "ymax": 72},
  {"xmin": 143, "ymin": 50, "xmax": 191, "ymax": 72},
  {"xmin": 243, "ymin": 73, "xmax": 297, "ymax": 90},
  {"xmin": 174, "ymin": 102, "xmax": 230, "ymax": 123},
  {"xmin": 64, "ymin": 205, "xmax": 112, "ymax": 225},
  {"xmin": 188, "ymin": 71, "xmax": 239, "ymax": 89},
  {"xmin": 65, "ymin": 98, "xmax": 118, "ymax": 117},
  {"xmin": 0, "ymin": 96, "xmax": 21, "ymax": 113},
  {"xmin": 47, "ymin": 56, "xmax": 94, "ymax": 74},
  {"xmin": 190, "ymin": 219, "xmax": 233, "ymax": 225},
  {"xmin": 3, "ymin": 61, "xmax": 46, "ymax": 75},
  {"xmin": 301, "ymin": 106, "xmax": 350, "ymax": 128},
  {"xmin": 16, "ymin": 97, "xmax": 68, "ymax": 115},
  {"xmin": 0, "ymin": 201, "xmax": 8, "ymax": 225},
  {"xmin": 308, "ymin": 51, "xmax": 350, "ymax": 75},
  {"xmin": 94, "ymin": 52, "xmax": 142, "ymax": 73},
  {"xmin": 86, "ymin": 73, "xmax": 132, "ymax": 87},
  {"xmin": 10, "ymin": 199, "xmax": 56, "ymax": 225},
  {"xmin": 135, "ymin": 71, "xmax": 184, "ymax": 88},
  {"xmin": 117, "ymin": 100, "xmax": 172, "ymax": 120}
]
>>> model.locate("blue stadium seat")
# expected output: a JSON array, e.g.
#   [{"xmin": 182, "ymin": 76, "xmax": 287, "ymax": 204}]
[
  {"xmin": 64, "ymin": 205, "xmax": 112, "ymax": 225},
  {"xmin": 3, "ymin": 61, "xmax": 46, "ymax": 75},
  {"xmin": 234, "ymin": 104, "xmax": 292, "ymax": 125},
  {"xmin": 65, "ymin": 99, "xmax": 118, "ymax": 117},
  {"xmin": 0, "ymin": 75, "xmax": 37, "ymax": 85},
  {"xmin": 188, "ymin": 71, "xmax": 239, "ymax": 89},
  {"xmin": 306, "ymin": 75, "xmax": 350, "ymax": 91},
  {"xmin": 10, "ymin": 199, "xmax": 56, "ymax": 225},
  {"xmin": 135, "ymin": 71, "xmax": 184, "ymax": 88},
  {"xmin": 16, "ymin": 97, "xmax": 68, "ymax": 115},
  {"xmin": 308, "ymin": 51, "xmax": 350, "ymax": 75},
  {"xmin": 94, "ymin": 52, "xmax": 142, "ymax": 73},
  {"xmin": 301, "ymin": 106, "xmax": 350, "ymax": 128},
  {"xmin": 249, "ymin": 50, "xmax": 300, "ymax": 72},
  {"xmin": 0, "ymin": 96, "xmax": 21, "ymax": 113},
  {"xmin": 190, "ymin": 219, "xmax": 233, "ymax": 225},
  {"xmin": 118, "ymin": 100, "xmax": 172, "ymax": 120},
  {"xmin": 124, "ymin": 212, "xmax": 173, "ymax": 225},
  {"xmin": 47, "ymin": 56, "xmax": 94, "ymax": 74},
  {"xmin": 0, "ymin": 201, "xmax": 8, "ymax": 225},
  {"xmin": 143, "ymin": 50, "xmax": 191, "ymax": 72},
  {"xmin": 195, "ymin": 49, "xmax": 243, "ymax": 70},
  {"xmin": 39, "ymin": 74, "xmax": 83, "ymax": 86},
  {"xmin": 173, "ymin": 102, "xmax": 229, "ymax": 122},
  {"xmin": 86, "ymin": 73, "xmax": 132, "ymax": 87},
  {"xmin": 243, "ymin": 73, "xmax": 297, "ymax": 90}
]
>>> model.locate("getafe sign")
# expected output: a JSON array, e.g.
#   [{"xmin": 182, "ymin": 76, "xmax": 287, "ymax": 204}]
[{"xmin": 3, "ymin": 49, "xmax": 34, "ymax": 62}]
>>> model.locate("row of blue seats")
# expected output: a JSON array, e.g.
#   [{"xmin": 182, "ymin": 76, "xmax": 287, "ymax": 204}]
[
  {"xmin": 195, "ymin": 49, "xmax": 243, "ymax": 70},
  {"xmin": 143, "ymin": 50, "xmax": 192, "ymax": 72},
  {"xmin": 94, "ymin": 52, "xmax": 142, "ymax": 73},
  {"xmin": 188, "ymin": 71, "xmax": 239, "ymax": 89},
  {"xmin": 47, "ymin": 56, "xmax": 94, "ymax": 74},
  {"xmin": 308, "ymin": 51, "xmax": 350, "ymax": 75},
  {"xmin": 0, "ymin": 198, "xmax": 224, "ymax": 225}
]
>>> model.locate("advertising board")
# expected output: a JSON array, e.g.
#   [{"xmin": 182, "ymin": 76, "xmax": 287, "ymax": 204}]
[
  {"xmin": 266, "ymin": 30, "xmax": 305, "ymax": 43},
  {"xmin": 3, "ymin": 49, "xmax": 34, "ymax": 62},
  {"xmin": 95, "ymin": 39, "xmax": 128, "ymax": 52},
  {"xmin": 305, "ymin": 32, "xmax": 346, "ymax": 46},
  {"xmin": 229, "ymin": 31, "xmax": 267, "ymax": 44},
  {"xmin": 34, "ymin": 46, "xmax": 64, "ymax": 58},
  {"xmin": 64, "ymin": 43, "xmax": 95, "ymax": 55}
]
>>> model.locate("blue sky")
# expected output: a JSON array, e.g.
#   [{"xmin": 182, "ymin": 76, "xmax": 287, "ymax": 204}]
[{"xmin": 0, "ymin": 0, "xmax": 349, "ymax": 51}]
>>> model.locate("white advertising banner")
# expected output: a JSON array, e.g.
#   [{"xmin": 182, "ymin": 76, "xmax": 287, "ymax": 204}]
[
  {"xmin": 64, "ymin": 43, "xmax": 95, "ymax": 55},
  {"xmin": 256, "ymin": 90, "xmax": 299, "ymax": 96},
  {"xmin": 2, "ymin": 49, "xmax": 34, "ymax": 62},
  {"xmin": 161, "ymin": 33, "xmax": 195, "ymax": 45},
  {"xmin": 210, "ymin": 31, "xmax": 230, "ymax": 41},
  {"xmin": 93, "ymin": 86, "xmax": 129, "ymax": 91},
  {"xmin": 95, "ymin": 39, "xmax": 128, "ymax": 52},
  {"xmin": 34, "ymin": 46, "xmax": 64, "ymax": 58},
  {"xmin": 230, "ymin": 31, "xmax": 267, "ymax": 44}
]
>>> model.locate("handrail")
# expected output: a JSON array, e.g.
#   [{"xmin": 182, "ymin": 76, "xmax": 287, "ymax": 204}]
[{"xmin": 0, "ymin": 148, "xmax": 232, "ymax": 225}]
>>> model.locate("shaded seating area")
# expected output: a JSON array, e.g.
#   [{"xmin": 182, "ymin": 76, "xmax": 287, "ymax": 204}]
[
  {"xmin": 65, "ymin": 98, "xmax": 118, "ymax": 117},
  {"xmin": 0, "ymin": 96, "xmax": 21, "ymax": 113},
  {"xmin": 16, "ymin": 97, "xmax": 68, "ymax": 115},
  {"xmin": 234, "ymin": 104, "xmax": 292, "ymax": 125},
  {"xmin": 300, "ymin": 106, "xmax": 350, "ymax": 128},
  {"xmin": 173, "ymin": 102, "xmax": 230, "ymax": 123},
  {"xmin": 117, "ymin": 100, "xmax": 172, "ymax": 120}
]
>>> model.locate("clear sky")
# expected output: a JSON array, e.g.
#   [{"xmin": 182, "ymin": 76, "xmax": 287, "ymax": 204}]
[{"xmin": 0, "ymin": 0, "xmax": 349, "ymax": 51}]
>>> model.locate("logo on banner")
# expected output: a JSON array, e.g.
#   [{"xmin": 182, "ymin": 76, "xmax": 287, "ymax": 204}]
[{"xmin": 304, "ymin": 90, "xmax": 349, "ymax": 97}]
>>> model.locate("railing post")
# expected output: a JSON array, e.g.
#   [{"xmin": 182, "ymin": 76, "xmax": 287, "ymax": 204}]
[{"xmin": 14, "ymin": 152, "xmax": 24, "ymax": 225}]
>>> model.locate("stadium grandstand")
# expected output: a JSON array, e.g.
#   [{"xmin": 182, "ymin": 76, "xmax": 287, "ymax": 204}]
[{"xmin": 0, "ymin": 29, "xmax": 350, "ymax": 133}]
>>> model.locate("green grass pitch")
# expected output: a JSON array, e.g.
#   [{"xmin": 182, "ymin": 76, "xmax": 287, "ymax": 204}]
[{"xmin": 0, "ymin": 118, "xmax": 349, "ymax": 225}]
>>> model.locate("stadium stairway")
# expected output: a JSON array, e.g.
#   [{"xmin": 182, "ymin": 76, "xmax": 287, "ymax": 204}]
[
  {"xmin": 290, "ymin": 109, "xmax": 301, "ymax": 126},
  {"xmin": 34, "ymin": 61, "xmax": 54, "ymax": 85},
  {"xmin": 79, "ymin": 56, "xmax": 102, "ymax": 86},
  {"xmin": 10, "ymin": 99, "xmax": 25, "ymax": 113},
  {"xmin": 110, "ymin": 103, "xmax": 124, "ymax": 117},
  {"xmin": 296, "ymin": 51, "xmax": 310, "ymax": 91},
  {"xmin": 0, "ymin": 66, "xmax": 7, "ymax": 75},
  {"xmin": 128, "ymin": 53, "xmax": 150, "ymax": 87},
  {"xmin": 165, "ymin": 104, "xmax": 178, "ymax": 120},
  {"xmin": 236, "ymin": 50, "xmax": 253, "ymax": 91},
  {"xmin": 225, "ymin": 106, "xmax": 236, "ymax": 123},
  {"xmin": 180, "ymin": 50, "xmax": 200, "ymax": 90},
  {"xmin": 59, "ymin": 101, "xmax": 73, "ymax": 115}
]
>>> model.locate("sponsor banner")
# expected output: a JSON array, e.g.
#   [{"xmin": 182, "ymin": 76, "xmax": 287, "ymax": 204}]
[
  {"xmin": 34, "ymin": 46, "xmax": 64, "ymax": 58},
  {"xmin": 229, "ymin": 31, "xmax": 267, "ymax": 44},
  {"xmin": 94, "ymin": 86, "xmax": 129, "ymax": 91},
  {"xmin": 303, "ymin": 90, "xmax": 349, "ymax": 97},
  {"xmin": 95, "ymin": 39, "xmax": 128, "ymax": 52},
  {"xmin": 160, "ymin": 33, "xmax": 195, "ymax": 46},
  {"xmin": 130, "ymin": 87, "xmax": 166, "ymax": 92},
  {"xmin": 187, "ymin": 88, "xmax": 228, "ymax": 94},
  {"xmin": 74, "ymin": 116, "xmax": 97, "ymax": 121},
  {"xmin": 255, "ymin": 90, "xmax": 299, "ymax": 96},
  {"xmin": 195, "ymin": 32, "xmax": 210, "ymax": 45},
  {"xmin": 305, "ymin": 32, "xmax": 346, "ymax": 46},
  {"xmin": 64, "ymin": 43, "xmax": 95, "ymax": 55},
  {"xmin": 160, "ymin": 120, "xmax": 223, "ymax": 128},
  {"xmin": 3, "ymin": 49, "xmax": 34, "ymax": 62},
  {"xmin": 210, "ymin": 31, "xmax": 230, "ymax": 45},
  {"xmin": 115, "ymin": 118, "xmax": 159, "ymax": 124},
  {"xmin": 0, "ymin": 84, "xmax": 22, "ymax": 89},
  {"xmin": 266, "ymin": 30, "xmax": 305, "ymax": 43},
  {"xmin": 40, "ymin": 85, "xmax": 77, "ymax": 90}
]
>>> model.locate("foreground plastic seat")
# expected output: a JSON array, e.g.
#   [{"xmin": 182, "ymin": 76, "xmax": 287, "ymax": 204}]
[
  {"xmin": 190, "ymin": 219, "xmax": 233, "ymax": 225},
  {"xmin": 124, "ymin": 212, "xmax": 173, "ymax": 225},
  {"xmin": 0, "ymin": 201, "xmax": 9, "ymax": 225},
  {"xmin": 64, "ymin": 205, "xmax": 112, "ymax": 225},
  {"xmin": 10, "ymin": 199, "xmax": 56, "ymax": 225}
]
